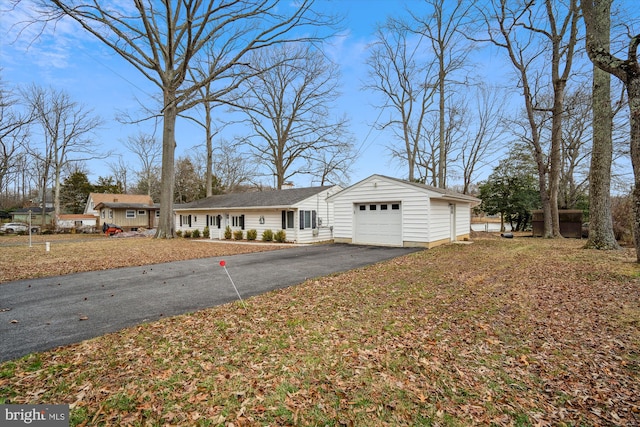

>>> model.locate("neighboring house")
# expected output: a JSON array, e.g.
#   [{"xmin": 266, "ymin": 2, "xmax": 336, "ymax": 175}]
[
  {"xmin": 57, "ymin": 214, "xmax": 98, "ymax": 232},
  {"xmin": 87, "ymin": 193, "xmax": 159, "ymax": 232},
  {"xmin": 174, "ymin": 185, "xmax": 342, "ymax": 244},
  {"xmin": 328, "ymin": 174, "xmax": 480, "ymax": 248},
  {"xmin": 10, "ymin": 207, "xmax": 54, "ymax": 226}
]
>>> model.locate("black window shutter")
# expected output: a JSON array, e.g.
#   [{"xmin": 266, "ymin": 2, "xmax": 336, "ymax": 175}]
[
  {"xmin": 179, "ymin": 215, "xmax": 182, "ymax": 227},
  {"xmin": 217, "ymin": 215, "xmax": 222, "ymax": 228},
  {"xmin": 282, "ymin": 211, "xmax": 286, "ymax": 229},
  {"xmin": 240, "ymin": 214, "xmax": 245, "ymax": 230},
  {"xmin": 206, "ymin": 214, "xmax": 209, "ymax": 226},
  {"xmin": 300, "ymin": 210, "xmax": 305, "ymax": 230},
  {"xmin": 312, "ymin": 210, "xmax": 317, "ymax": 229}
]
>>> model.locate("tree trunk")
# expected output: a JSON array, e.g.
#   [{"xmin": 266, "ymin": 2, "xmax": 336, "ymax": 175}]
[
  {"xmin": 205, "ymin": 101, "xmax": 213, "ymax": 197},
  {"xmin": 155, "ymin": 94, "xmax": 177, "ymax": 239},
  {"xmin": 587, "ymin": 63, "xmax": 619, "ymax": 249},
  {"xmin": 585, "ymin": 0, "xmax": 619, "ymax": 250},
  {"xmin": 549, "ymin": 79, "xmax": 564, "ymax": 237},
  {"xmin": 629, "ymin": 77, "xmax": 640, "ymax": 262},
  {"xmin": 437, "ymin": 64, "xmax": 445, "ymax": 188}
]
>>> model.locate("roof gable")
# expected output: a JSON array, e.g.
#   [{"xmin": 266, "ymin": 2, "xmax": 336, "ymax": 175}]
[
  {"xmin": 329, "ymin": 174, "xmax": 480, "ymax": 203},
  {"xmin": 89, "ymin": 193, "xmax": 154, "ymax": 206},
  {"xmin": 176, "ymin": 186, "xmax": 338, "ymax": 210}
]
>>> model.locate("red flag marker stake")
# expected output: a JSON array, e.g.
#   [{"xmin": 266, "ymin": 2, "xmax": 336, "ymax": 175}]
[{"xmin": 219, "ymin": 260, "xmax": 247, "ymax": 308}]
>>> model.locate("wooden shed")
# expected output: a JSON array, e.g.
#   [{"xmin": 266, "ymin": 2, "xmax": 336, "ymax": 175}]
[{"xmin": 532, "ymin": 209, "xmax": 583, "ymax": 238}]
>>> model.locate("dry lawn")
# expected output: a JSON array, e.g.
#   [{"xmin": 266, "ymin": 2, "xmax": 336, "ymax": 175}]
[
  {"xmin": 0, "ymin": 234, "xmax": 285, "ymax": 284},
  {"xmin": 1, "ymin": 234, "xmax": 639, "ymax": 426}
]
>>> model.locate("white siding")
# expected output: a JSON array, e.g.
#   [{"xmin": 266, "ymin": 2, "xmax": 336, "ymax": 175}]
[
  {"xmin": 331, "ymin": 175, "xmax": 476, "ymax": 247},
  {"xmin": 174, "ymin": 186, "xmax": 340, "ymax": 244},
  {"xmin": 429, "ymin": 200, "xmax": 453, "ymax": 243},
  {"xmin": 332, "ymin": 176, "xmax": 430, "ymax": 246},
  {"xmin": 292, "ymin": 187, "xmax": 339, "ymax": 244},
  {"xmin": 456, "ymin": 203, "xmax": 472, "ymax": 237}
]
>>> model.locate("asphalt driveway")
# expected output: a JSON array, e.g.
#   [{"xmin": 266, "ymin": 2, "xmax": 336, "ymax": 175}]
[{"xmin": 0, "ymin": 244, "xmax": 422, "ymax": 362}]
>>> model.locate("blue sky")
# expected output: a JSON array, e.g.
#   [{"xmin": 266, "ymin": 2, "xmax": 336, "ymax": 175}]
[{"xmin": 0, "ymin": 0, "xmax": 634, "ymax": 191}]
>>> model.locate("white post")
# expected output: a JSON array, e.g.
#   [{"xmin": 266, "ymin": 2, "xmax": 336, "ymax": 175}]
[{"xmin": 28, "ymin": 210, "xmax": 32, "ymax": 247}]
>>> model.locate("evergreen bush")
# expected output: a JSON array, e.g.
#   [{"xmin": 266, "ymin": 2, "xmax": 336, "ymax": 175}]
[
  {"xmin": 274, "ymin": 230, "xmax": 286, "ymax": 243},
  {"xmin": 262, "ymin": 229, "xmax": 273, "ymax": 241}
]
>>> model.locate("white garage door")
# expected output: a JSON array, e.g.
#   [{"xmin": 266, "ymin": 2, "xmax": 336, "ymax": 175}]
[{"xmin": 354, "ymin": 202, "xmax": 402, "ymax": 246}]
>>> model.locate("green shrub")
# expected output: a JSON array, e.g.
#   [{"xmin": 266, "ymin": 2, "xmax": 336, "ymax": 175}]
[
  {"xmin": 224, "ymin": 226, "xmax": 232, "ymax": 240},
  {"xmin": 176, "ymin": 230, "xmax": 183, "ymax": 237},
  {"xmin": 274, "ymin": 230, "xmax": 286, "ymax": 243},
  {"xmin": 203, "ymin": 226, "xmax": 210, "ymax": 239},
  {"xmin": 192, "ymin": 229, "xmax": 201, "ymax": 238},
  {"xmin": 247, "ymin": 229, "xmax": 258, "ymax": 241},
  {"xmin": 183, "ymin": 230, "xmax": 192, "ymax": 238},
  {"xmin": 233, "ymin": 229, "xmax": 244, "ymax": 240},
  {"xmin": 262, "ymin": 229, "xmax": 273, "ymax": 242}
]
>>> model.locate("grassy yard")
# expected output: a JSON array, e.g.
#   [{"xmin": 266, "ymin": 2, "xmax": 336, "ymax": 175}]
[
  {"xmin": 0, "ymin": 234, "xmax": 284, "ymax": 284},
  {"xmin": 1, "ymin": 235, "xmax": 639, "ymax": 426}
]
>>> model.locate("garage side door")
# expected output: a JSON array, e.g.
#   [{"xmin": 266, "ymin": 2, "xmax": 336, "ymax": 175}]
[{"xmin": 354, "ymin": 202, "xmax": 402, "ymax": 246}]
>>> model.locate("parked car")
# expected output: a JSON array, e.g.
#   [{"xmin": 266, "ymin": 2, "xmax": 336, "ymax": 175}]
[
  {"xmin": 0, "ymin": 222, "xmax": 39, "ymax": 234},
  {"xmin": 102, "ymin": 223, "xmax": 123, "ymax": 236}
]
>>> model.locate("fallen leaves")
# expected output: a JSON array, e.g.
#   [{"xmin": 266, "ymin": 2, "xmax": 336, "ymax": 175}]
[
  {"xmin": 0, "ymin": 236, "xmax": 638, "ymax": 426},
  {"xmin": 0, "ymin": 235, "xmax": 284, "ymax": 284}
]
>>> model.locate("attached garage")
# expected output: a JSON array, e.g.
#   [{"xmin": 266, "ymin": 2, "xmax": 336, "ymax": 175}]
[{"xmin": 329, "ymin": 174, "xmax": 479, "ymax": 248}]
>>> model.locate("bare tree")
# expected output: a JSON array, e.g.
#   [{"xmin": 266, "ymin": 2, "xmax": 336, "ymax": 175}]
[
  {"xmin": 0, "ymin": 77, "xmax": 31, "ymax": 204},
  {"xmin": 210, "ymin": 139, "xmax": 255, "ymax": 193},
  {"xmin": 417, "ymin": 98, "xmax": 465, "ymax": 185},
  {"xmin": 409, "ymin": 0, "xmax": 473, "ymax": 188},
  {"xmin": 33, "ymin": 0, "xmax": 337, "ymax": 238},
  {"xmin": 559, "ymin": 87, "xmax": 592, "ymax": 210},
  {"xmin": 457, "ymin": 84, "xmax": 507, "ymax": 195},
  {"xmin": 365, "ymin": 20, "xmax": 438, "ymax": 182},
  {"xmin": 305, "ymin": 139, "xmax": 355, "ymax": 186},
  {"xmin": 236, "ymin": 43, "xmax": 353, "ymax": 188},
  {"xmin": 22, "ymin": 85, "xmax": 102, "ymax": 228},
  {"xmin": 478, "ymin": 0, "xmax": 580, "ymax": 238},
  {"xmin": 123, "ymin": 133, "xmax": 161, "ymax": 198},
  {"xmin": 582, "ymin": 0, "xmax": 640, "ymax": 260},
  {"xmin": 107, "ymin": 156, "xmax": 131, "ymax": 194}
]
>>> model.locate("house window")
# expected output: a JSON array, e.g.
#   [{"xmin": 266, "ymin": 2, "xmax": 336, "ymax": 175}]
[
  {"xmin": 126, "ymin": 210, "xmax": 135, "ymax": 218},
  {"xmin": 108, "ymin": 210, "xmax": 113, "ymax": 219},
  {"xmin": 381, "ymin": 204, "xmax": 388, "ymax": 210},
  {"xmin": 370, "ymin": 205, "xmax": 377, "ymax": 210},
  {"xmin": 101, "ymin": 211, "xmax": 105, "ymax": 219},
  {"xmin": 392, "ymin": 204, "xmax": 400, "ymax": 210},
  {"xmin": 282, "ymin": 211, "xmax": 295, "ymax": 229},
  {"xmin": 359, "ymin": 205, "xmax": 366, "ymax": 211},
  {"xmin": 232, "ymin": 215, "xmax": 245, "ymax": 229},
  {"xmin": 180, "ymin": 215, "xmax": 192, "ymax": 227},
  {"xmin": 299, "ymin": 210, "xmax": 317, "ymax": 230},
  {"xmin": 138, "ymin": 210, "xmax": 146, "ymax": 215},
  {"xmin": 155, "ymin": 211, "xmax": 160, "ymax": 217}
]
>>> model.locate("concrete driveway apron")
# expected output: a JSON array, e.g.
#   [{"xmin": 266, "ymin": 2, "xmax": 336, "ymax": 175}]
[{"xmin": 0, "ymin": 244, "xmax": 422, "ymax": 362}]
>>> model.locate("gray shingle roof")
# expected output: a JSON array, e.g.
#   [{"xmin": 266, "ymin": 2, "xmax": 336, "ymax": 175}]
[
  {"xmin": 379, "ymin": 175, "xmax": 480, "ymax": 202},
  {"xmin": 176, "ymin": 186, "xmax": 334, "ymax": 210}
]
